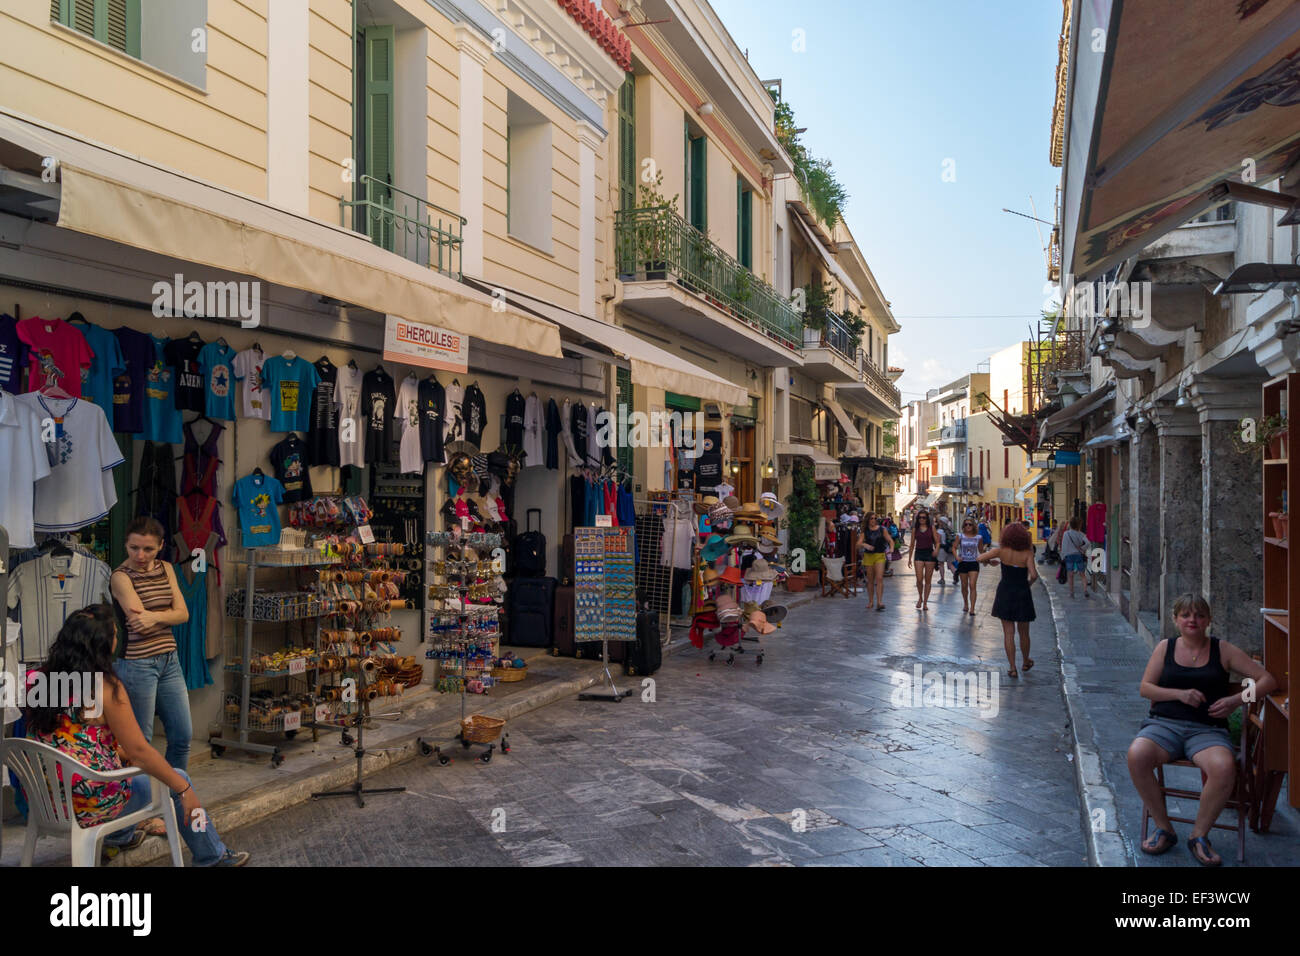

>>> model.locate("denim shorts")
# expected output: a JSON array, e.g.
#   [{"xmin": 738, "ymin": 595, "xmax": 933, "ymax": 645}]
[
  {"xmin": 1065, "ymin": 554, "xmax": 1085, "ymax": 572},
  {"xmin": 1136, "ymin": 716, "xmax": 1233, "ymax": 761}
]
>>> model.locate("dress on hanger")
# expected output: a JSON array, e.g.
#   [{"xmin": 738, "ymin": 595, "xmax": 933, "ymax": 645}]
[
  {"xmin": 137, "ymin": 440, "xmax": 177, "ymax": 561},
  {"xmin": 172, "ymin": 543, "xmax": 214, "ymax": 689}
]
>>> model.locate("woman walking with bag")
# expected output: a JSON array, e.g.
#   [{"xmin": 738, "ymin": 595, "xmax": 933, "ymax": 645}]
[
  {"xmin": 1060, "ymin": 517, "xmax": 1091, "ymax": 598},
  {"xmin": 977, "ymin": 521, "xmax": 1038, "ymax": 677},
  {"xmin": 860, "ymin": 513, "xmax": 895, "ymax": 611},
  {"xmin": 955, "ymin": 517, "xmax": 985, "ymax": 617},
  {"xmin": 907, "ymin": 511, "xmax": 938, "ymax": 610}
]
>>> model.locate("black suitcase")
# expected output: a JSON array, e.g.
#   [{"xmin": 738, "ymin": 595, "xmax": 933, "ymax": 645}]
[
  {"xmin": 512, "ymin": 508, "xmax": 547, "ymax": 578},
  {"xmin": 559, "ymin": 533, "xmax": 575, "ymax": 586},
  {"xmin": 625, "ymin": 610, "xmax": 662, "ymax": 676},
  {"xmin": 552, "ymin": 585, "xmax": 576, "ymax": 656},
  {"xmin": 507, "ymin": 576, "xmax": 556, "ymax": 647}
]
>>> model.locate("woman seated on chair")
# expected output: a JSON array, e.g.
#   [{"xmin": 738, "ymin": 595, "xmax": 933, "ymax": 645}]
[
  {"xmin": 25, "ymin": 605, "xmax": 249, "ymax": 866},
  {"xmin": 1126, "ymin": 593, "xmax": 1276, "ymax": 866}
]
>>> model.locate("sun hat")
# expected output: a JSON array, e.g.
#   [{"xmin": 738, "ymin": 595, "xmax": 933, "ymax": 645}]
[
  {"xmin": 744, "ymin": 557, "xmax": 777, "ymax": 582},
  {"xmin": 722, "ymin": 495, "xmax": 742, "ymax": 510},
  {"xmin": 715, "ymin": 594, "xmax": 742, "ymax": 622},
  {"xmin": 725, "ymin": 523, "xmax": 759, "ymax": 546},
  {"xmin": 700, "ymin": 566, "xmax": 720, "ymax": 586},
  {"xmin": 732, "ymin": 502, "xmax": 767, "ymax": 523},
  {"xmin": 758, "ymin": 492, "xmax": 785, "ymax": 521},
  {"xmin": 746, "ymin": 610, "xmax": 778, "ymax": 635},
  {"xmin": 701, "ymin": 534, "xmax": 729, "ymax": 561},
  {"xmin": 718, "ymin": 566, "xmax": 745, "ymax": 586},
  {"xmin": 693, "ymin": 495, "xmax": 719, "ymax": 516},
  {"xmin": 760, "ymin": 603, "xmax": 788, "ymax": 625}
]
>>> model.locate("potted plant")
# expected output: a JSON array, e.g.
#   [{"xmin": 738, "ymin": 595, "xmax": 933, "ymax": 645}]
[
  {"xmin": 631, "ymin": 173, "xmax": 678, "ymax": 281},
  {"xmin": 786, "ymin": 460, "xmax": 822, "ymax": 591},
  {"xmin": 1230, "ymin": 412, "xmax": 1287, "ymax": 457},
  {"xmin": 1270, "ymin": 492, "xmax": 1288, "ymax": 541}
]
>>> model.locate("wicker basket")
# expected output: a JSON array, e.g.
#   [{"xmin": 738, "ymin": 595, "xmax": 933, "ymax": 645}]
[
  {"xmin": 461, "ymin": 714, "xmax": 505, "ymax": 744},
  {"xmin": 491, "ymin": 665, "xmax": 527, "ymax": 682}
]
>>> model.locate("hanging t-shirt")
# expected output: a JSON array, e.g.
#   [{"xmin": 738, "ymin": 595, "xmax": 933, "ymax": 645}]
[
  {"xmin": 585, "ymin": 403, "xmax": 602, "ymax": 468},
  {"xmin": 143, "ymin": 336, "xmax": 183, "ymax": 445},
  {"xmin": 522, "ymin": 393, "xmax": 543, "ymax": 466},
  {"xmin": 109, "ymin": 327, "xmax": 152, "ymax": 434},
  {"xmin": 269, "ymin": 433, "xmax": 313, "ymax": 503},
  {"xmin": 0, "ymin": 389, "xmax": 53, "ymax": 548},
  {"xmin": 544, "ymin": 398, "xmax": 561, "ymax": 470},
  {"xmin": 361, "ymin": 368, "xmax": 396, "ymax": 464},
  {"xmin": 197, "ymin": 341, "xmax": 237, "ymax": 421},
  {"xmin": 232, "ymin": 472, "xmax": 284, "ymax": 548},
  {"xmin": 7, "ymin": 551, "xmax": 113, "ymax": 662},
  {"xmin": 395, "ymin": 374, "xmax": 423, "ymax": 475},
  {"xmin": 593, "ymin": 405, "xmax": 615, "ymax": 467},
  {"xmin": 17, "ymin": 317, "xmax": 93, "ymax": 397},
  {"xmin": 15, "ymin": 394, "xmax": 124, "ymax": 532},
  {"xmin": 570, "ymin": 400, "xmax": 588, "ymax": 465},
  {"xmin": 696, "ymin": 429, "xmax": 724, "ymax": 488},
  {"xmin": 232, "ymin": 348, "xmax": 270, "ymax": 420},
  {"xmin": 72, "ymin": 321, "xmax": 125, "ymax": 415},
  {"xmin": 334, "ymin": 364, "xmax": 365, "ymax": 469},
  {"xmin": 504, "ymin": 390, "xmax": 526, "ymax": 449},
  {"xmin": 463, "ymin": 383, "xmax": 487, "ymax": 449},
  {"xmin": 262, "ymin": 355, "xmax": 320, "ymax": 433},
  {"xmin": 164, "ymin": 336, "xmax": 207, "ymax": 413},
  {"xmin": 418, "ymin": 377, "xmax": 445, "ymax": 465},
  {"xmin": 714, "ymin": 481, "xmax": 735, "ymax": 500},
  {"xmin": 443, "ymin": 381, "xmax": 465, "ymax": 447},
  {"xmin": 306, "ymin": 357, "xmax": 340, "ymax": 467},
  {"xmin": 0, "ymin": 313, "xmax": 27, "ymax": 393}
]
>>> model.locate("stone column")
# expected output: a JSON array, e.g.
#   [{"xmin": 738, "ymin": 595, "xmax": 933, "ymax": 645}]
[
  {"xmin": 1190, "ymin": 378, "xmax": 1264, "ymax": 654},
  {"xmin": 1152, "ymin": 404, "xmax": 1203, "ymax": 640},
  {"xmin": 1117, "ymin": 440, "xmax": 1131, "ymax": 616},
  {"xmin": 1128, "ymin": 422, "xmax": 1161, "ymax": 632}
]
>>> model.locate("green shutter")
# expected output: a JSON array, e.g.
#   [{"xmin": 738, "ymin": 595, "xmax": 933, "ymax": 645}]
[
  {"xmin": 688, "ymin": 135, "xmax": 707, "ymax": 232},
  {"xmin": 364, "ymin": 25, "xmax": 395, "ymax": 251},
  {"xmin": 665, "ymin": 392, "xmax": 700, "ymax": 412},
  {"xmin": 617, "ymin": 76, "xmax": 635, "ymax": 211},
  {"xmin": 737, "ymin": 178, "xmax": 752, "ymax": 270}
]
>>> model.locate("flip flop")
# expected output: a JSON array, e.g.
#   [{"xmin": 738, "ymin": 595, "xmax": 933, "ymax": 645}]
[
  {"xmin": 1188, "ymin": 835, "xmax": 1221, "ymax": 867},
  {"xmin": 1141, "ymin": 828, "xmax": 1178, "ymax": 855}
]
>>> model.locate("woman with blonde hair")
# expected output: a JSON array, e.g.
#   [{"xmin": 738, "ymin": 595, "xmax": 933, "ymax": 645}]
[{"xmin": 1126, "ymin": 594, "xmax": 1276, "ymax": 866}]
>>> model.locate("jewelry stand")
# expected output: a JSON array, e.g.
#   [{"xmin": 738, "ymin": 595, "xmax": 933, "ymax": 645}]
[{"xmin": 311, "ymin": 667, "xmax": 405, "ymax": 808}]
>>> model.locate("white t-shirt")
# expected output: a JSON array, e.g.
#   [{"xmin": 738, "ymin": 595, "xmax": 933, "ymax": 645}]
[
  {"xmin": 713, "ymin": 482, "xmax": 735, "ymax": 500},
  {"xmin": 443, "ymin": 382, "xmax": 465, "ymax": 446},
  {"xmin": 522, "ymin": 393, "xmax": 543, "ymax": 466},
  {"xmin": 334, "ymin": 365, "xmax": 365, "ymax": 468},
  {"xmin": 0, "ymin": 390, "xmax": 53, "ymax": 547},
  {"xmin": 396, "ymin": 374, "xmax": 422, "ymax": 475},
  {"xmin": 232, "ymin": 348, "xmax": 270, "ymax": 420},
  {"xmin": 8, "ymin": 551, "xmax": 112, "ymax": 662},
  {"xmin": 16, "ymin": 394, "xmax": 123, "ymax": 532}
]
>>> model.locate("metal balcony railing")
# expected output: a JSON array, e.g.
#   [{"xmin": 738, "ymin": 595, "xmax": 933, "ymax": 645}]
[
  {"xmin": 932, "ymin": 475, "xmax": 982, "ymax": 491},
  {"xmin": 615, "ymin": 206, "xmax": 803, "ymax": 350},
  {"xmin": 340, "ymin": 175, "xmax": 465, "ymax": 278},
  {"xmin": 927, "ymin": 420, "xmax": 967, "ymax": 445},
  {"xmin": 855, "ymin": 349, "xmax": 903, "ymax": 410}
]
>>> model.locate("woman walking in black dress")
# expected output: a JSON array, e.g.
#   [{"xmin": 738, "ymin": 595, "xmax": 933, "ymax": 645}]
[{"xmin": 977, "ymin": 521, "xmax": 1038, "ymax": 677}]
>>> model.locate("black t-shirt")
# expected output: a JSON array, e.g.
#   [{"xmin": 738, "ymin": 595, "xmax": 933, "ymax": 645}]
[
  {"xmin": 418, "ymin": 377, "xmax": 445, "ymax": 464},
  {"xmin": 463, "ymin": 383, "xmax": 487, "ymax": 449},
  {"xmin": 361, "ymin": 368, "xmax": 396, "ymax": 464},
  {"xmin": 164, "ymin": 337, "xmax": 206, "ymax": 412},
  {"xmin": 504, "ymin": 390, "xmax": 526, "ymax": 448},
  {"xmin": 676, "ymin": 468, "xmax": 697, "ymax": 490},
  {"xmin": 570, "ymin": 401, "xmax": 588, "ymax": 463},
  {"xmin": 696, "ymin": 429, "xmax": 724, "ymax": 487},
  {"xmin": 595, "ymin": 405, "xmax": 616, "ymax": 467},
  {"xmin": 307, "ymin": 358, "xmax": 339, "ymax": 467},
  {"xmin": 269, "ymin": 433, "xmax": 313, "ymax": 503},
  {"xmin": 545, "ymin": 398, "xmax": 561, "ymax": 470}
]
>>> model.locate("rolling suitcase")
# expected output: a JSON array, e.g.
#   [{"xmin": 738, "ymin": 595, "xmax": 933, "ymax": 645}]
[
  {"xmin": 507, "ymin": 576, "xmax": 556, "ymax": 647},
  {"xmin": 513, "ymin": 508, "xmax": 547, "ymax": 578},
  {"xmin": 552, "ymin": 585, "xmax": 576, "ymax": 656},
  {"xmin": 559, "ymin": 533, "xmax": 575, "ymax": 586},
  {"xmin": 625, "ymin": 610, "xmax": 662, "ymax": 676}
]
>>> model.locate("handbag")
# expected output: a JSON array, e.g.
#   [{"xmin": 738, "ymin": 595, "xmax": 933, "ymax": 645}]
[{"xmin": 1056, "ymin": 561, "xmax": 1068, "ymax": 584}]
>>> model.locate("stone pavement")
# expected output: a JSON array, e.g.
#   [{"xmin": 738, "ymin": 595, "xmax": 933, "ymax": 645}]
[
  {"xmin": 1039, "ymin": 563, "xmax": 1300, "ymax": 866},
  {"xmin": 205, "ymin": 569, "xmax": 1086, "ymax": 866}
]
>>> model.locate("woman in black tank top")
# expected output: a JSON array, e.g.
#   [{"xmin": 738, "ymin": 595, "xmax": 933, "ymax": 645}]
[{"xmin": 1126, "ymin": 594, "xmax": 1277, "ymax": 866}]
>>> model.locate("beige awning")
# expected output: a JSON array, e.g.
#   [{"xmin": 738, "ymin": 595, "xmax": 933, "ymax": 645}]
[
  {"xmin": 463, "ymin": 278, "xmax": 749, "ymax": 407},
  {"xmin": 775, "ymin": 441, "xmax": 841, "ymax": 481},
  {"xmin": 787, "ymin": 206, "xmax": 863, "ymax": 304},
  {"xmin": 1039, "ymin": 385, "xmax": 1114, "ymax": 442},
  {"xmin": 825, "ymin": 399, "xmax": 867, "ymax": 457},
  {"xmin": 0, "ymin": 109, "xmax": 562, "ymax": 359}
]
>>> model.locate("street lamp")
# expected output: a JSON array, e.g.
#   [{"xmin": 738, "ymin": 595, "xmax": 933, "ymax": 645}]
[
  {"xmin": 728, "ymin": 457, "xmax": 741, "ymax": 475},
  {"xmin": 762, "ymin": 459, "xmax": 775, "ymax": 478}
]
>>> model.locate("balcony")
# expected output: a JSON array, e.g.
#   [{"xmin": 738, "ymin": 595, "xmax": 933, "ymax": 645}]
[
  {"xmin": 615, "ymin": 205, "xmax": 804, "ymax": 366},
  {"xmin": 926, "ymin": 419, "xmax": 967, "ymax": 447},
  {"xmin": 801, "ymin": 311, "xmax": 859, "ymax": 383},
  {"xmin": 932, "ymin": 475, "xmax": 983, "ymax": 492},
  {"xmin": 340, "ymin": 176, "xmax": 465, "ymax": 278},
  {"xmin": 836, "ymin": 349, "xmax": 902, "ymax": 419}
]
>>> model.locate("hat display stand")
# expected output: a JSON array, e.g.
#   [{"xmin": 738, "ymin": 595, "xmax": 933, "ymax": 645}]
[{"xmin": 693, "ymin": 509, "xmax": 781, "ymax": 667}]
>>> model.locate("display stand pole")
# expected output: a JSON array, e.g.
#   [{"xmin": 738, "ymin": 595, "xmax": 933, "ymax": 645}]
[
  {"xmin": 578, "ymin": 635, "xmax": 632, "ymax": 702},
  {"xmin": 311, "ymin": 666, "xmax": 406, "ymax": 808}
]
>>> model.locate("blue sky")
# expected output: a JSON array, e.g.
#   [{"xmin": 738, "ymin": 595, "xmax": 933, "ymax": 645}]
[{"xmin": 709, "ymin": 0, "xmax": 1063, "ymax": 406}]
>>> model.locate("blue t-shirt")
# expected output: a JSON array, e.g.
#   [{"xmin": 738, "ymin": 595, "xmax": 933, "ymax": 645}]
[
  {"xmin": 232, "ymin": 472, "xmax": 285, "ymax": 547},
  {"xmin": 143, "ymin": 336, "xmax": 183, "ymax": 444},
  {"xmin": 111, "ymin": 327, "xmax": 155, "ymax": 434},
  {"xmin": 262, "ymin": 356, "xmax": 320, "ymax": 432},
  {"xmin": 0, "ymin": 313, "xmax": 27, "ymax": 393},
  {"xmin": 76, "ymin": 322, "xmax": 126, "ymax": 417},
  {"xmin": 199, "ymin": 342, "xmax": 238, "ymax": 421}
]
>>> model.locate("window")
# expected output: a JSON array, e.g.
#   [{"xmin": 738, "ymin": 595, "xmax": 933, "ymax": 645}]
[
  {"xmin": 506, "ymin": 92, "xmax": 553, "ymax": 252},
  {"xmin": 685, "ymin": 126, "xmax": 707, "ymax": 233},
  {"xmin": 736, "ymin": 176, "xmax": 753, "ymax": 269},
  {"xmin": 53, "ymin": 0, "xmax": 139, "ymax": 56},
  {"xmin": 617, "ymin": 76, "xmax": 635, "ymax": 212}
]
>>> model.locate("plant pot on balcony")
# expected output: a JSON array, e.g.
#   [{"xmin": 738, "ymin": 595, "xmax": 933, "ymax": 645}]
[{"xmin": 1270, "ymin": 511, "xmax": 1288, "ymax": 541}]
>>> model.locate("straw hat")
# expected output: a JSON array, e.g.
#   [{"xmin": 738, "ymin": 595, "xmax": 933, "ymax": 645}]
[
  {"xmin": 744, "ymin": 557, "xmax": 777, "ymax": 582},
  {"xmin": 725, "ymin": 523, "xmax": 759, "ymax": 546},
  {"xmin": 714, "ymin": 594, "xmax": 742, "ymax": 623},
  {"xmin": 732, "ymin": 502, "xmax": 767, "ymax": 523},
  {"xmin": 693, "ymin": 495, "xmax": 719, "ymax": 516},
  {"xmin": 718, "ymin": 566, "xmax": 745, "ymax": 586},
  {"xmin": 722, "ymin": 495, "xmax": 742, "ymax": 510},
  {"xmin": 700, "ymin": 566, "xmax": 720, "ymax": 587},
  {"xmin": 746, "ymin": 610, "xmax": 778, "ymax": 635}
]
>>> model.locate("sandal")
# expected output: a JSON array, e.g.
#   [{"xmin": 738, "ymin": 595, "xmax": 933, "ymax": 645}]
[
  {"xmin": 1022, "ymin": 659, "xmax": 1035, "ymax": 673},
  {"xmin": 1007, "ymin": 667, "xmax": 1019, "ymax": 678},
  {"xmin": 1188, "ymin": 835, "xmax": 1221, "ymax": 867},
  {"xmin": 876, "ymin": 604, "xmax": 885, "ymax": 611},
  {"xmin": 1141, "ymin": 827, "xmax": 1178, "ymax": 855}
]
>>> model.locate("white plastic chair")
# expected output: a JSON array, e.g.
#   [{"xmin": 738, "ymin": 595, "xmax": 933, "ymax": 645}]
[{"xmin": 0, "ymin": 738, "xmax": 183, "ymax": 867}]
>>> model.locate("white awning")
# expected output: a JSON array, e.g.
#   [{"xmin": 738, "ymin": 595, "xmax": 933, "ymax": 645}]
[
  {"xmin": 1017, "ymin": 471, "xmax": 1049, "ymax": 500},
  {"xmin": 463, "ymin": 277, "xmax": 749, "ymax": 407},
  {"xmin": 1083, "ymin": 414, "xmax": 1129, "ymax": 448},
  {"xmin": 786, "ymin": 206, "xmax": 863, "ymax": 304},
  {"xmin": 0, "ymin": 109, "xmax": 562, "ymax": 359},
  {"xmin": 825, "ymin": 399, "xmax": 867, "ymax": 457}
]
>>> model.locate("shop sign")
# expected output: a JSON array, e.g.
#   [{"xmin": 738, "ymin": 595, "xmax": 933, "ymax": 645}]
[
  {"xmin": 1054, "ymin": 450, "xmax": 1081, "ymax": 466},
  {"xmin": 814, "ymin": 461, "xmax": 840, "ymax": 481},
  {"xmin": 997, "ymin": 487, "xmax": 1014, "ymax": 503},
  {"xmin": 595, "ymin": 514, "xmax": 612, "ymax": 527},
  {"xmin": 383, "ymin": 314, "xmax": 468, "ymax": 373}
]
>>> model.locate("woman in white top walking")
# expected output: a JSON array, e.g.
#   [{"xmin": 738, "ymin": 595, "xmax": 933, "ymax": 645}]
[
  {"xmin": 954, "ymin": 517, "xmax": 985, "ymax": 616},
  {"xmin": 1060, "ymin": 516, "xmax": 1091, "ymax": 598}
]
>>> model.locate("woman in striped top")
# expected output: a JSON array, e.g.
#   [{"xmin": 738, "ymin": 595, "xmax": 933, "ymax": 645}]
[{"xmin": 110, "ymin": 517, "xmax": 193, "ymax": 773}]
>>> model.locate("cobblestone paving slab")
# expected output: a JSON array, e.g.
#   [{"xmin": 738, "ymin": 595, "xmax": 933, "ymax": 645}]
[{"xmin": 196, "ymin": 570, "xmax": 1088, "ymax": 866}]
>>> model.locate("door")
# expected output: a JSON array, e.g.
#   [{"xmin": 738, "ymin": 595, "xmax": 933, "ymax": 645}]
[{"xmin": 731, "ymin": 423, "xmax": 755, "ymax": 501}]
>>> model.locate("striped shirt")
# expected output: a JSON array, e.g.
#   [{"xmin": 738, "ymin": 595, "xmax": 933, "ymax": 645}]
[
  {"xmin": 114, "ymin": 561, "xmax": 178, "ymax": 659},
  {"xmin": 7, "ymin": 552, "xmax": 112, "ymax": 662}
]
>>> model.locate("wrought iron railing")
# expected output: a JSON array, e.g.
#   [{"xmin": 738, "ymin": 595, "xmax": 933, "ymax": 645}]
[
  {"xmin": 933, "ymin": 475, "xmax": 982, "ymax": 491},
  {"xmin": 818, "ymin": 312, "xmax": 856, "ymax": 362},
  {"xmin": 340, "ymin": 175, "xmax": 466, "ymax": 278},
  {"xmin": 615, "ymin": 205, "xmax": 803, "ymax": 350},
  {"xmin": 855, "ymin": 349, "xmax": 901, "ymax": 410}
]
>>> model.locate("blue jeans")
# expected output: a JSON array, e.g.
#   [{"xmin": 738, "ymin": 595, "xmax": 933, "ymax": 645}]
[
  {"xmin": 113, "ymin": 652, "xmax": 192, "ymax": 772},
  {"xmin": 106, "ymin": 769, "xmax": 229, "ymax": 865}
]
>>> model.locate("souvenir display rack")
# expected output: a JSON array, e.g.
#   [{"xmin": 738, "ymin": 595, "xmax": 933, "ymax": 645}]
[
  {"xmin": 368, "ymin": 464, "xmax": 426, "ymax": 610},
  {"xmin": 575, "ymin": 526, "xmax": 637, "ymax": 702},
  {"xmin": 417, "ymin": 530, "xmax": 510, "ymax": 764}
]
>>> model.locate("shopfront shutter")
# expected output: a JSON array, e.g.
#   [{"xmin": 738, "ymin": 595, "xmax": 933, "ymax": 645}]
[
  {"xmin": 364, "ymin": 25, "xmax": 396, "ymax": 251},
  {"xmin": 617, "ymin": 76, "xmax": 635, "ymax": 211}
]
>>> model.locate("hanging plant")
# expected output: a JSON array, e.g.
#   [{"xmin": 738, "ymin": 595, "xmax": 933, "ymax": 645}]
[{"xmin": 1229, "ymin": 413, "xmax": 1286, "ymax": 456}]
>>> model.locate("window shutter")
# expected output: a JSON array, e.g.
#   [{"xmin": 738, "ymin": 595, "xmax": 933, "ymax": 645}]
[
  {"xmin": 51, "ymin": 0, "xmax": 62, "ymax": 23},
  {"xmin": 617, "ymin": 76, "xmax": 635, "ymax": 211},
  {"xmin": 103, "ymin": 0, "xmax": 139, "ymax": 56},
  {"xmin": 737, "ymin": 178, "xmax": 752, "ymax": 270},
  {"xmin": 73, "ymin": 0, "xmax": 95, "ymax": 35},
  {"xmin": 364, "ymin": 25, "xmax": 396, "ymax": 251}
]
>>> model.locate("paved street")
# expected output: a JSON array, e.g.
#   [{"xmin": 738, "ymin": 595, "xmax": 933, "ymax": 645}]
[{"xmin": 221, "ymin": 571, "xmax": 1087, "ymax": 866}]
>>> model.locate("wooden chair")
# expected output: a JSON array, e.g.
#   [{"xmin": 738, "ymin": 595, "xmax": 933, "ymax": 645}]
[
  {"xmin": 1139, "ymin": 693, "xmax": 1261, "ymax": 864},
  {"xmin": 821, "ymin": 557, "xmax": 851, "ymax": 599}
]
